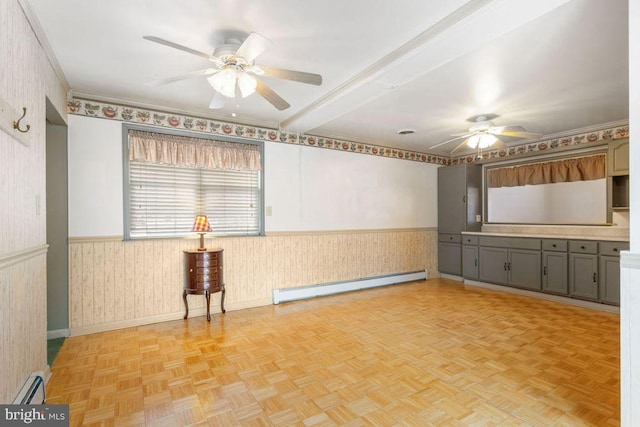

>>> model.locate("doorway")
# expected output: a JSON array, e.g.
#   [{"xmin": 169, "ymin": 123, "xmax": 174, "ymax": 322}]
[{"xmin": 45, "ymin": 98, "xmax": 68, "ymax": 351}]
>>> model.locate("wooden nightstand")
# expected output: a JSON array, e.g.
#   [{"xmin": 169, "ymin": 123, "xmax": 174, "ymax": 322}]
[{"xmin": 183, "ymin": 249, "xmax": 225, "ymax": 321}]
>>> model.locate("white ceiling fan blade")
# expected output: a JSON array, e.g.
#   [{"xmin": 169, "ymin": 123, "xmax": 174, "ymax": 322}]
[
  {"xmin": 493, "ymin": 140, "xmax": 507, "ymax": 150},
  {"xmin": 235, "ymin": 32, "xmax": 273, "ymax": 63},
  {"xmin": 146, "ymin": 68, "xmax": 218, "ymax": 86},
  {"xmin": 496, "ymin": 130, "xmax": 542, "ymax": 139},
  {"xmin": 490, "ymin": 125, "xmax": 542, "ymax": 139},
  {"xmin": 255, "ymin": 79, "xmax": 290, "ymax": 110},
  {"xmin": 143, "ymin": 36, "xmax": 225, "ymax": 67},
  {"xmin": 143, "ymin": 36, "xmax": 211, "ymax": 60},
  {"xmin": 450, "ymin": 139, "xmax": 471, "ymax": 154},
  {"xmin": 209, "ymin": 91, "xmax": 226, "ymax": 109},
  {"xmin": 430, "ymin": 133, "xmax": 473, "ymax": 150},
  {"xmin": 257, "ymin": 66, "xmax": 322, "ymax": 85}
]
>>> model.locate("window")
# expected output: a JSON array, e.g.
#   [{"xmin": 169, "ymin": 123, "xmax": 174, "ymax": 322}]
[
  {"xmin": 123, "ymin": 126, "xmax": 263, "ymax": 239},
  {"xmin": 484, "ymin": 151, "xmax": 607, "ymax": 224}
]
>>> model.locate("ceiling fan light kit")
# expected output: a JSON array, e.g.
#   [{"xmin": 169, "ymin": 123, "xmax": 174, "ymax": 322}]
[
  {"xmin": 144, "ymin": 32, "xmax": 322, "ymax": 111},
  {"xmin": 428, "ymin": 112, "xmax": 543, "ymax": 155},
  {"xmin": 466, "ymin": 133, "xmax": 498, "ymax": 149}
]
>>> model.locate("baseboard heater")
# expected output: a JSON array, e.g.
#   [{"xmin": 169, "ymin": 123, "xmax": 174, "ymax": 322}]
[
  {"xmin": 13, "ymin": 371, "xmax": 46, "ymax": 404},
  {"xmin": 272, "ymin": 270, "xmax": 427, "ymax": 304}
]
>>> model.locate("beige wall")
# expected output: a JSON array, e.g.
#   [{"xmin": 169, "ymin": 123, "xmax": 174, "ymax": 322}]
[
  {"xmin": 69, "ymin": 229, "xmax": 438, "ymax": 335},
  {"xmin": 0, "ymin": 0, "xmax": 67, "ymax": 403}
]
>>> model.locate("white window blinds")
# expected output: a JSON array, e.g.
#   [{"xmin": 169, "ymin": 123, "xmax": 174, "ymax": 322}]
[{"xmin": 125, "ymin": 129, "xmax": 263, "ymax": 239}]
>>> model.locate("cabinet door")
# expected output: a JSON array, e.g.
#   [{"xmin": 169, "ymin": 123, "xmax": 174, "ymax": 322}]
[
  {"xmin": 479, "ymin": 247, "xmax": 508, "ymax": 284},
  {"xmin": 462, "ymin": 245, "xmax": 479, "ymax": 279},
  {"xmin": 599, "ymin": 255, "xmax": 620, "ymax": 305},
  {"xmin": 438, "ymin": 242, "xmax": 461, "ymax": 275},
  {"xmin": 569, "ymin": 254, "xmax": 599, "ymax": 300},
  {"xmin": 608, "ymin": 139, "xmax": 629, "ymax": 176},
  {"xmin": 508, "ymin": 249, "xmax": 541, "ymax": 291},
  {"xmin": 542, "ymin": 251, "xmax": 568, "ymax": 295},
  {"xmin": 438, "ymin": 165, "xmax": 466, "ymax": 234}
]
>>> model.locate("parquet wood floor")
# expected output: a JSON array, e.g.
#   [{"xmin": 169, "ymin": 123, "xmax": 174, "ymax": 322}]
[{"xmin": 46, "ymin": 279, "xmax": 620, "ymax": 426}]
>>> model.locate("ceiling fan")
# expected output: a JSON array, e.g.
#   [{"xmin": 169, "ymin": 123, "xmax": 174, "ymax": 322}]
[
  {"xmin": 430, "ymin": 114, "xmax": 542, "ymax": 155},
  {"xmin": 143, "ymin": 32, "xmax": 323, "ymax": 111}
]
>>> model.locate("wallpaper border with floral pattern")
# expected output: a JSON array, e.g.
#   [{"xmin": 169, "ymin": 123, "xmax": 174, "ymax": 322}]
[{"xmin": 67, "ymin": 97, "xmax": 628, "ymax": 165}]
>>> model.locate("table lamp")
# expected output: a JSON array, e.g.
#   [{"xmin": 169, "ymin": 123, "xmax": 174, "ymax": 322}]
[{"xmin": 192, "ymin": 215, "xmax": 211, "ymax": 251}]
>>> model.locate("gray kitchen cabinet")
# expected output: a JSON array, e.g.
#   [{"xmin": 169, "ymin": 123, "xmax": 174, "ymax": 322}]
[
  {"xmin": 509, "ymin": 249, "xmax": 542, "ymax": 291},
  {"xmin": 478, "ymin": 237, "xmax": 541, "ymax": 290},
  {"xmin": 439, "ymin": 234, "xmax": 462, "ymax": 275},
  {"xmin": 462, "ymin": 245, "xmax": 479, "ymax": 279},
  {"xmin": 541, "ymin": 239, "xmax": 568, "ymax": 295},
  {"xmin": 478, "ymin": 246, "xmax": 540, "ymax": 290},
  {"xmin": 569, "ymin": 253, "xmax": 599, "ymax": 301},
  {"xmin": 542, "ymin": 251, "xmax": 568, "ymax": 295},
  {"xmin": 438, "ymin": 164, "xmax": 482, "ymax": 234},
  {"xmin": 437, "ymin": 164, "xmax": 482, "ymax": 276},
  {"xmin": 470, "ymin": 234, "xmax": 626, "ymax": 306},
  {"xmin": 478, "ymin": 246, "xmax": 508, "ymax": 284},
  {"xmin": 599, "ymin": 256, "xmax": 620, "ymax": 305},
  {"xmin": 597, "ymin": 241, "xmax": 628, "ymax": 306},
  {"xmin": 569, "ymin": 240, "xmax": 599, "ymax": 301},
  {"xmin": 462, "ymin": 235, "xmax": 479, "ymax": 279},
  {"xmin": 438, "ymin": 242, "xmax": 462, "ymax": 275}
]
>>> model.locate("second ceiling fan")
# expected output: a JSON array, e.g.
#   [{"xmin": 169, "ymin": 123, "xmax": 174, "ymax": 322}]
[
  {"xmin": 144, "ymin": 32, "xmax": 322, "ymax": 111},
  {"xmin": 431, "ymin": 114, "xmax": 542, "ymax": 155}
]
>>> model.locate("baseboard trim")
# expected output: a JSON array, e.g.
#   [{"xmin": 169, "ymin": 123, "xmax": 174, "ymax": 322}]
[
  {"xmin": 69, "ymin": 298, "xmax": 272, "ymax": 336},
  {"xmin": 47, "ymin": 329, "xmax": 69, "ymax": 340},
  {"xmin": 464, "ymin": 279, "xmax": 619, "ymax": 314},
  {"xmin": 440, "ymin": 273, "xmax": 464, "ymax": 282},
  {"xmin": 272, "ymin": 270, "xmax": 427, "ymax": 304}
]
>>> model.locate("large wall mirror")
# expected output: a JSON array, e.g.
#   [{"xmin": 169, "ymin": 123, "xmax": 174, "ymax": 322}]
[{"xmin": 484, "ymin": 150, "xmax": 608, "ymax": 225}]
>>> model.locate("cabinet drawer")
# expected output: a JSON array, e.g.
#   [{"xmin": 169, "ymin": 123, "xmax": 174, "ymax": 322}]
[
  {"xmin": 569, "ymin": 240, "xmax": 598, "ymax": 254},
  {"xmin": 439, "ymin": 233, "xmax": 462, "ymax": 243},
  {"xmin": 478, "ymin": 236, "xmax": 541, "ymax": 250},
  {"xmin": 599, "ymin": 241, "xmax": 629, "ymax": 256},
  {"xmin": 542, "ymin": 239, "xmax": 567, "ymax": 252},
  {"xmin": 462, "ymin": 235, "xmax": 478, "ymax": 245}
]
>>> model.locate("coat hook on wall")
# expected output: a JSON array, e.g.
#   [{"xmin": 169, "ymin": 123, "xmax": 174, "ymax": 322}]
[{"xmin": 13, "ymin": 107, "xmax": 30, "ymax": 133}]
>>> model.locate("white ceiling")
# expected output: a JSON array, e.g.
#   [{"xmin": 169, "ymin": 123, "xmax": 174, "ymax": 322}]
[{"xmin": 26, "ymin": 0, "xmax": 629, "ymax": 156}]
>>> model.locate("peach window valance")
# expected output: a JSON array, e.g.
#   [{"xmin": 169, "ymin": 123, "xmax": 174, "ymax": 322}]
[
  {"xmin": 487, "ymin": 154, "xmax": 605, "ymax": 188},
  {"xmin": 128, "ymin": 129, "xmax": 262, "ymax": 171}
]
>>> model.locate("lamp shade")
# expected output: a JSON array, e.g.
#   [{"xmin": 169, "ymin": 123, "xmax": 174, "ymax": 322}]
[{"xmin": 192, "ymin": 215, "xmax": 212, "ymax": 233}]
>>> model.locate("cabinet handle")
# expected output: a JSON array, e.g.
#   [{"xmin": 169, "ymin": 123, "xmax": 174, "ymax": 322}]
[
  {"xmin": 581, "ymin": 246, "xmax": 586, "ymax": 250},
  {"xmin": 475, "ymin": 259, "xmax": 478, "ymax": 266},
  {"xmin": 463, "ymin": 195, "xmax": 466, "ymax": 203},
  {"xmin": 450, "ymin": 236, "xmax": 453, "ymax": 240},
  {"xmin": 189, "ymin": 268, "xmax": 193, "ymax": 272},
  {"xmin": 593, "ymin": 272, "xmax": 597, "ymax": 283},
  {"xmin": 614, "ymin": 248, "xmax": 619, "ymax": 252},
  {"xmin": 504, "ymin": 263, "xmax": 507, "ymax": 271},
  {"xmin": 543, "ymin": 266, "xmax": 547, "ymax": 276},
  {"xmin": 552, "ymin": 244, "xmax": 556, "ymax": 248},
  {"xmin": 508, "ymin": 262, "xmax": 511, "ymax": 271}
]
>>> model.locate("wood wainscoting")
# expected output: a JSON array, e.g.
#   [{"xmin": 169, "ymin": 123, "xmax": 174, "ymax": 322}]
[{"xmin": 68, "ymin": 228, "xmax": 438, "ymax": 335}]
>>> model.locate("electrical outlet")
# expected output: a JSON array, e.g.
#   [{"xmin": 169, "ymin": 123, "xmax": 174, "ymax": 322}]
[{"xmin": 475, "ymin": 214, "xmax": 482, "ymax": 222}]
